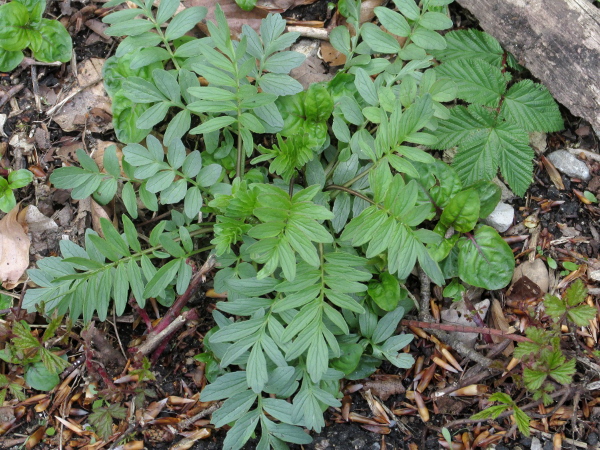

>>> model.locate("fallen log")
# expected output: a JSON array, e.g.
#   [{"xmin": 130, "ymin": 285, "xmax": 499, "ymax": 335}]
[{"xmin": 455, "ymin": 0, "xmax": 600, "ymax": 134}]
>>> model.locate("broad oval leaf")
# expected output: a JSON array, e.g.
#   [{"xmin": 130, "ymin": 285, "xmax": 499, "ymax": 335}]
[{"xmin": 457, "ymin": 225, "xmax": 515, "ymax": 289}]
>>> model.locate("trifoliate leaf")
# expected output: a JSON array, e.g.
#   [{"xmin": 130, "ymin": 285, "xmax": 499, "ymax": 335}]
[
  {"xmin": 513, "ymin": 406, "xmax": 531, "ymax": 437},
  {"xmin": 543, "ymin": 294, "xmax": 566, "ymax": 319},
  {"xmin": 523, "ymin": 368, "xmax": 547, "ymax": 391},
  {"xmin": 567, "ymin": 304, "xmax": 598, "ymax": 327},
  {"xmin": 565, "ymin": 279, "xmax": 587, "ymax": 306},
  {"xmin": 549, "ymin": 358, "xmax": 576, "ymax": 385}
]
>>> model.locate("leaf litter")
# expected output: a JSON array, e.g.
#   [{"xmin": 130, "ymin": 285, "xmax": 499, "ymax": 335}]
[
  {"xmin": 0, "ymin": 205, "xmax": 29, "ymax": 289},
  {"xmin": 0, "ymin": 0, "xmax": 599, "ymax": 449}
]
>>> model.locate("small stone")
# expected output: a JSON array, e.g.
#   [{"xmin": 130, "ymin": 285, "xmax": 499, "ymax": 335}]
[
  {"xmin": 529, "ymin": 131, "xmax": 547, "ymax": 154},
  {"xmin": 519, "ymin": 437, "xmax": 532, "ymax": 447},
  {"xmin": 542, "ymin": 440, "xmax": 554, "ymax": 450},
  {"xmin": 483, "ymin": 202, "xmax": 514, "ymax": 232},
  {"xmin": 492, "ymin": 177, "xmax": 516, "ymax": 202},
  {"xmin": 313, "ymin": 438, "xmax": 331, "ymax": 450},
  {"xmin": 547, "ymin": 150, "xmax": 591, "ymax": 181},
  {"xmin": 530, "ymin": 437, "xmax": 543, "ymax": 450},
  {"xmin": 352, "ymin": 437, "xmax": 368, "ymax": 449},
  {"xmin": 492, "ymin": 177, "xmax": 515, "ymax": 202},
  {"xmin": 512, "ymin": 259, "xmax": 550, "ymax": 293},
  {"xmin": 585, "ymin": 433, "xmax": 599, "ymax": 447}
]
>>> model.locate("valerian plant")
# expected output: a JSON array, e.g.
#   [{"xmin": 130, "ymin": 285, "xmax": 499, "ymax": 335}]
[
  {"xmin": 0, "ymin": 0, "xmax": 72, "ymax": 71},
  {"xmin": 20, "ymin": 0, "xmax": 563, "ymax": 447}
]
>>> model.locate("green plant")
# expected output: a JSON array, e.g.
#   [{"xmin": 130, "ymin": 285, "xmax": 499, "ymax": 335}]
[
  {"xmin": 471, "ymin": 392, "xmax": 531, "ymax": 436},
  {"xmin": 89, "ymin": 400, "xmax": 127, "ymax": 440},
  {"xmin": 561, "ymin": 260, "xmax": 580, "ymax": 276},
  {"xmin": 0, "ymin": 315, "xmax": 68, "ymax": 392},
  {"xmin": 0, "ymin": 169, "xmax": 33, "ymax": 212},
  {"xmin": 518, "ymin": 280, "xmax": 595, "ymax": 397},
  {"xmin": 17, "ymin": 0, "xmax": 564, "ymax": 447},
  {"xmin": 0, "ymin": 0, "xmax": 72, "ymax": 71},
  {"xmin": 431, "ymin": 29, "xmax": 563, "ymax": 195},
  {"xmin": 472, "ymin": 280, "xmax": 596, "ymax": 434}
]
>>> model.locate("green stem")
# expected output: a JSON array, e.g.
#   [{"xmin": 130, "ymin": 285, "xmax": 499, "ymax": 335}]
[
  {"xmin": 323, "ymin": 146, "xmax": 342, "ymax": 178},
  {"xmin": 45, "ymin": 226, "xmax": 214, "ymax": 303},
  {"xmin": 324, "ymin": 185, "xmax": 374, "ymax": 204},
  {"xmin": 329, "ymin": 160, "xmax": 379, "ymax": 200},
  {"xmin": 147, "ymin": 9, "xmax": 181, "ymax": 71}
]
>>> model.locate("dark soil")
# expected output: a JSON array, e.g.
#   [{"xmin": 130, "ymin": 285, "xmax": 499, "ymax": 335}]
[{"xmin": 1, "ymin": 1, "xmax": 600, "ymax": 450}]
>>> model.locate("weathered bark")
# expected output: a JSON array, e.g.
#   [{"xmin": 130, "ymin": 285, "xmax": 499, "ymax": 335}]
[{"xmin": 455, "ymin": 0, "xmax": 600, "ymax": 134}]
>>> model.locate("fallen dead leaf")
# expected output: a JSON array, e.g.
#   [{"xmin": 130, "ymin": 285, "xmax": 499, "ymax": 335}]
[
  {"xmin": 359, "ymin": 0, "xmax": 386, "ymax": 23},
  {"xmin": 255, "ymin": 0, "xmax": 317, "ymax": 12},
  {"xmin": 362, "ymin": 376, "xmax": 406, "ymax": 401},
  {"xmin": 290, "ymin": 40, "xmax": 332, "ymax": 88},
  {"xmin": 541, "ymin": 155, "xmax": 565, "ymax": 190},
  {"xmin": 91, "ymin": 199, "xmax": 112, "ymax": 236},
  {"xmin": 185, "ymin": 0, "xmax": 268, "ymax": 38},
  {"xmin": 0, "ymin": 205, "xmax": 30, "ymax": 289},
  {"xmin": 25, "ymin": 206, "xmax": 59, "ymax": 235},
  {"xmin": 25, "ymin": 205, "xmax": 60, "ymax": 256},
  {"xmin": 320, "ymin": 41, "xmax": 346, "ymax": 66},
  {"xmin": 490, "ymin": 298, "xmax": 514, "ymax": 356},
  {"xmin": 170, "ymin": 428, "xmax": 211, "ymax": 450},
  {"xmin": 440, "ymin": 299, "xmax": 490, "ymax": 347},
  {"xmin": 52, "ymin": 58, "xmax": 112, "ymax": 134},
  {"xmin": 93, "ymin": 141, "xmax": 124, "ymax": 176}
]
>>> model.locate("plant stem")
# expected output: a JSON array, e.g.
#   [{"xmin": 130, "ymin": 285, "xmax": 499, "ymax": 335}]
[
  {"xmin": 133, "ymin": 255, "xmax": 217, "ymax": 363},
  {"xmin": 325, "ymin": 185, "xmax": 374, "ymax": 204},
  {"xmin": 402, "ymin": 319, "xmax": 532, "ymax": 343},
  {"xmin": 147, "ymin": 8, "xmax": 181, "ymax": 71},
  {"xmin": 329, "ymin": 161, "xmax": 378, "ymax": 200},
  {"xmin": 236, "ymin": 120, "xmax": 244, "ymax": 179},
  {"xmin": 40, "ymin": 227, "xmax": 214, "ymax": 305}
]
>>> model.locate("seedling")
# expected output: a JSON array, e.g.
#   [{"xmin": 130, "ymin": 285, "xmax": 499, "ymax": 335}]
[{"xmin": 0, "ymin": 0, "xmax": 72, "ymax": 71}]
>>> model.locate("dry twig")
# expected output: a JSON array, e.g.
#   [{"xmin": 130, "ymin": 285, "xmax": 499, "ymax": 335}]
[{"xmin": 417, "ymin": 268, "xmax": 495, "ymax": 368}]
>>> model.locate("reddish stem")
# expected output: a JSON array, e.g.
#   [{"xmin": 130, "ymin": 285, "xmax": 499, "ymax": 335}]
[
  {"xmin": 151, "ymin": 256, "xmax": 215, "ymax": 336},
  {"xmin": 461, "ymin": 294, "xmax": 494, "ymax": 344},
  {"xmin": 150, "ymin": 308, "xmax": 200, "ymax": 363},
  {"xmin": 401, "ymin": 319, "xmax": 532, "ymax": 343},
  {"xmin": 83, "ymin": 338, "xmax": 117, "ymax": 389},
  {"xmin": 128, "ymin": 296, "xmax": 153, "ymax": 331}
]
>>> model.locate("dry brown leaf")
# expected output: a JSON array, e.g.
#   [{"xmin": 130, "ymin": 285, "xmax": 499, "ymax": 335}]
[
  {"xmin": 359, "ymin": 0, "xmax": 386, "ymax": 23},
  {"xmin": 320, "ymin": 41, "xmax": 346, "ymax": 66},
  {"xmin": 52, "ymin": 58, "xmax": 112, "ymax": 133},
  {"xmin": 91, "ymin": 199, "xmax": 111, "ymax": 236},
  {"xmin": 0, "ymin": 205, "xmax": 30, "ymax": 289},
  {"xmin": 25, "ymin": 426, "xmax": 46, "ymax": 449},
  {"xmin": 490, "ymin": 299, "xmax": 514, "ymax": 356},
  {"xmin": 290, "ymin": 40, "xmax": 332, "ymax": 88},
  {"xmin": 255, "ymin": 0, "xmax": 317, "ymax": 12},
  {"xmin": 170, "ymin": 428, "xmax": 211, "ymax": 450},
  {"xmin": 541, "ymin": 155, "xmax": 565, "ymax": 190},
  {"xmin": 362, "ymin": 376, "xmax": 406, "ymax": 401},
  {"xmin": 93, "ymin": 141, "xmax": 125, "ymax": 176},
  {"xmin": 184, "ymin": 0, "xmax": 268, "ymax": 38}
]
